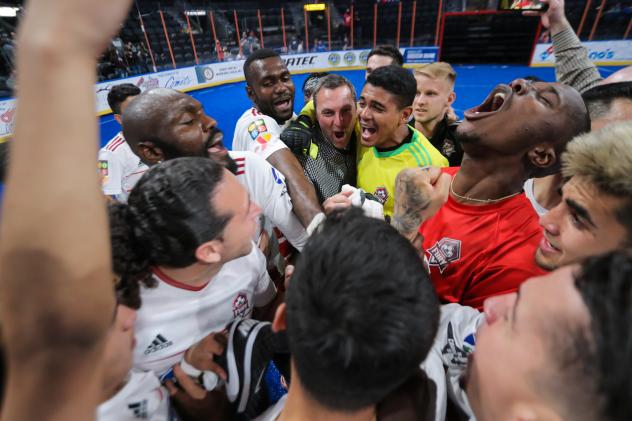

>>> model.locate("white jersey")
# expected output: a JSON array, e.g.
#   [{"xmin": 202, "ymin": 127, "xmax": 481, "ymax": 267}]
[
  {"xmin": 97, "ymin": 371, "xmax": 170, "ymax": 421},
  {"xmin": 98, "ymin": 132, "xmax": 149, "ymax": 202},
  {"xmin": 230, "ymin": 150, "xmax": 307, "ymax": 251},
  {"xmin": 430, "ymin": 303, "xmax": 485, "ymax": 420},
  {"xmin": 133, "ymin": 245, "xmax": 276, "ymax": 376},
  {"xmin": 232, "ymin": 108, "xmax": 293, "ymax": 160},
  {"xmin": 523, "ymin": 178, "xmax": 548, "ymax": 217}
]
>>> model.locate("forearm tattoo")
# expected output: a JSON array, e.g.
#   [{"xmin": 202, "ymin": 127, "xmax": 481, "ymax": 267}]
[{"xmin": 392, "ymin": 170, "xmax": 431, "ymax": 240}]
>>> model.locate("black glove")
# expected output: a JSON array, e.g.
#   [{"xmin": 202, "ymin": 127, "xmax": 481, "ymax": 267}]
[{"xmin": 280, "ymin": 114, "xmax": 313, "ymax": 154}]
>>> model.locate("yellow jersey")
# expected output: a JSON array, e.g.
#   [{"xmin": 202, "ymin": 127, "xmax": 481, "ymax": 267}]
[{"xmin": 357, "ymin": 126, "xmax": 448, "ymax": 217}]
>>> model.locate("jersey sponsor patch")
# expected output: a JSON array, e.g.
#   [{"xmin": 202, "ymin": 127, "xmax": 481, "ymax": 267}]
[
  {"xmin": 232, "ymin": 292, "xmax": 251, "ymax": 318},
  {"xmin": 427, "ymin": 237, "xmax": 461, "ymax": 273},
  {"xmin": 248, "ymin": 119, "xmax": 269, "ymax": 141},
  {"xmin": 144, "ymin": 334, "xmax": 174, "ymax": 355},
  {"xmin": 98, "ymin": 160, "xmax": 109, "ymax": 176},
  {"xmin": 440, "ymin": 321, "xmax": 476, "ymax": 367},
  {"xmin": 374, "ymin": 186, "xmax": 388, "ymax": 204}
]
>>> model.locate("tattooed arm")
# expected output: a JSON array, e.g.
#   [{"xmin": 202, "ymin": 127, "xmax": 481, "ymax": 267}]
[{"xmin": 392, "ymin": 167, "xmax": 451, "ymax": 244}]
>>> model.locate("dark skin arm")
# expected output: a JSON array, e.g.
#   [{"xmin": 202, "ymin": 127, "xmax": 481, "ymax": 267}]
[{"xmin": 266, "ymin": 148, "xmax": 322, "ymax": 227}]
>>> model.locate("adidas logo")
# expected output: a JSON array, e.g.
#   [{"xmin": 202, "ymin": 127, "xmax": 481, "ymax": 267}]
[
  {"xmin": 128, "ymin": 400, "xmax": 149, "ymax": 418},
  {"xmin": 144, "ymin": 334, "xmax": 173, "ymax": 355}
]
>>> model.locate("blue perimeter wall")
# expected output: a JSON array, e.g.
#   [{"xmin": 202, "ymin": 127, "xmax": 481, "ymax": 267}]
[{"xmin": 97, "ymin": 64, "xmax": 624, "ymax": 148}]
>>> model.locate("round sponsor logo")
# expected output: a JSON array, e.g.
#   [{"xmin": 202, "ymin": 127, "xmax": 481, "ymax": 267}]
[
  {"xmin": 359, "ymin": 50, "xmax": 369, "ymax": 64},
  {"xmin": 328, "ymin": 52, "xmax": 341, "ymax": 66},
  {"xmin": 203, "ymin": 67, "xmax": 214, "ymax": 81},
  {"xmin": 343, "ymin": 51, "xmax": 356, "ymax": 65}
]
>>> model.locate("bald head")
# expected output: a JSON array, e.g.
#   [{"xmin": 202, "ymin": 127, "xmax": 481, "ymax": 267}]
[
  {"xmin": 121, "ymin": 88, "xmax": 186, "ymax": 148},
  {"xmin": 121, "ymin": 88, "xmax": 217, "ymax": 165}
]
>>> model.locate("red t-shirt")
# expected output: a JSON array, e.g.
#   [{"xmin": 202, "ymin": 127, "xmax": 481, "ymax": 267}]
[{"xmin": 419, "ymin": 167, "xmax": 546, "ymax": 310}]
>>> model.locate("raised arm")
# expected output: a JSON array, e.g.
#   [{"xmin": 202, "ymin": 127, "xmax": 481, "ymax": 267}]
[
  {"xmin": 0, "ymin": 0, "xmax": 132, "ymax": 420},
  {"xmin": 266, "ymin": 148, "xmax": 322, "ymax": 227}
]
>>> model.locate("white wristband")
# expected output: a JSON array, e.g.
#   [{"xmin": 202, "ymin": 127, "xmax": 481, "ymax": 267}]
[{"xmin": 179, "ymin": 359, "xmax": 202, "ymax": 378}]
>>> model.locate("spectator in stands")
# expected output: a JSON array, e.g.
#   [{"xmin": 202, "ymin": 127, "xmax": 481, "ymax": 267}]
[
  {"xmin": 301, "ymin": 71, "xmax": 329, "ymax": 103},
  {"xmin": 98, "ymin": 83, "xmax": 148, "ymax": 203},
  {"xmin": 289, "ymin": 36, "xmax": 303, "ymax": 53},
  {"xmin": 256, "ymin": 209, "xmax": 440, "ymax": 421},
  {"xmin": 393, "ymin": 78, "xmax": 589, "ymax": 309},
  {"xmin": 535, "ymin": 122, "xmax": 632, "ymax": 270},
  {"xmin": 241, "ymin": 30, "xmax": 260, "ymax": 56},
  {"xmin": 413, "ymin": 62, "xmax": 463, "ymax": 166},
  {"xmin": 313, "ymin": 38, "xmax": 327, "ymax": 52},
  {"xmin": 234, "ymin": 48, "xmax": 322, "ymax": 229},
  {"xmin": 525, "ymin": 81, "xmax": 632, "ymax": 216},
  {"xmin": 436, "ymin": 250, "xmax": 632, "ymax": 421},
  {"xmin": 365, "ymin": 44, "xmax": 403, "ymax": 79}
]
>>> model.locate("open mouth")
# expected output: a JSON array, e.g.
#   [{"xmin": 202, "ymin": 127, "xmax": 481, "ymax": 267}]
[
  {"xmin": 464, "ymin": 85, "xmax": 511, "ymax": 120},
  {"xmin": 206, "ymin": 129, "xmax": 227, "ymax": 155},
  {"xmin": 333, "ymin": 130, "xmax": 345, "ymax": 140},
  {"xmin": 273, "ymin": 96, "xmax": 292, "ymax": 112},
  {"xmin": 539, "ymin": 236, "xmax": 561, "ymax": 254}
]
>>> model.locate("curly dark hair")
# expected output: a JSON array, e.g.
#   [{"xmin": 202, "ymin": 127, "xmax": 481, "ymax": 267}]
[{"xmin": 109, "ymin": 157, "xmax": 230, "ymax": 308}]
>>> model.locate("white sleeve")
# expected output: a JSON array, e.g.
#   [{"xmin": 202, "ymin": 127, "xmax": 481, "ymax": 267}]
[
  {"xmin": 233, "ymin": 113, "xmax": 288, "ymax": 160},
  {"xmin": 252, "ymin": 245, "xmax": 277, "ymax": 307},
  {"xmin": 432, "ymin": 303, "xmax": 484, "ymax": 419},
  {"xmin": 242, "ymin": 152, "xmax": 307, "ymax": 251},
  {"xmin": 98, "ymin": 148, "xmax": 124, "ymax": 197}
]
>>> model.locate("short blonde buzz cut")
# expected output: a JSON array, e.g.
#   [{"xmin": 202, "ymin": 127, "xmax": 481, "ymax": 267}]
[
  {"xmin": 413, "ymin": 62, "xmax": 457, "ymax": 88},
  {"xmin": 562, "ymin": 121, "xmax": 632, "ymax": 241}
]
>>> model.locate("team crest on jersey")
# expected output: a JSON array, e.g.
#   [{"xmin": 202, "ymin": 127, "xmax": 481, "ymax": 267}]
[
  {"xmin": 232, "ymin": 293, "xmax": 250, "ymax": 318},
  {"xmin": 427, "ymin": 237, "xmax": 461, "ymax": 273},
  {"xmin": 374, "ymin": 186, "xmax": 388, "ymax": 204}
]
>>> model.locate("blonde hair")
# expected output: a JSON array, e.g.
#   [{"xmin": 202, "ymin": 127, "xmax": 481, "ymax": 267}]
[
  {"xmin": 413, "ymin": 62, "xmax": 456, "ymax": 88},
  {"xmin": 562, "ymin": 121, "xmax": 632, "ymax": 240}
]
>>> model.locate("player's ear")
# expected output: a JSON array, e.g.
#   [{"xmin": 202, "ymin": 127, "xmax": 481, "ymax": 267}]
[
  {"xmin": 195, "ymin": 240, "xmax": 223, "ymax": 264},
  {"xmin": 272, "ymin": 303, "xmax": 287, "ymax": 333},
  {"xmin": 246, "ymin": 84, "xmax": 256, "ymax": 103},
  {"xmin": 136, "ymin": 141, "xmax": 164, "ymax": 165},
  {"xmin": 528, "ymin": 144, "xmax": 556, "ymax": 171},
  {"xmin": 401, "ymin": 105, "xmax": 413, "ymax": 124}
]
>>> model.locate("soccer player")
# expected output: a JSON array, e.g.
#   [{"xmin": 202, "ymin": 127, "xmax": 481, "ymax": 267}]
[
  {"xmin": 393, "ymin": 78, "xmax": 589, "ymax": 309},
  {"xmin": 256, "ymin": 209, "xmax": 441, "ymax": 421},
  {"xmin": 233, "ymin": 48, "xmax": 322, "ymax": 228},
  {"xmin": 356, "ymin": 65, "xmax": 448, "ymax": 217},
  {"xmin": 525, "ymin": 81, "xmax": 632, "ymax": 216},
  {"xmin": 109, "ymin": 157, "xmax": 278, "ymax": 387},
  {"xmin": 98, "ymin": 83, "xmax": 148, "ymax": 202},
  {"xmin": 291, "ymin": 74, "xmax": 358, "ymax": 203},
  {"xmin": 121, "ymin": 88, "xmax": 307, "ymax": 251},
  {"xmin": 0, "ymin": 0, "xmax": 134, "ymax": 418},
  {"xmin": 412, "ymin": 62, "xmax": 462, "ymax": 166},
  {"xmin": 365, "ymin": 44, "xmax": 404, "ymax": 79},
  {"xmin": 435, "ymin": 251, "xmax": 632, "ymax": 421},
  {"xmin": 535, "ymin": 122, "xmax": 632, "ymax": 270}
]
